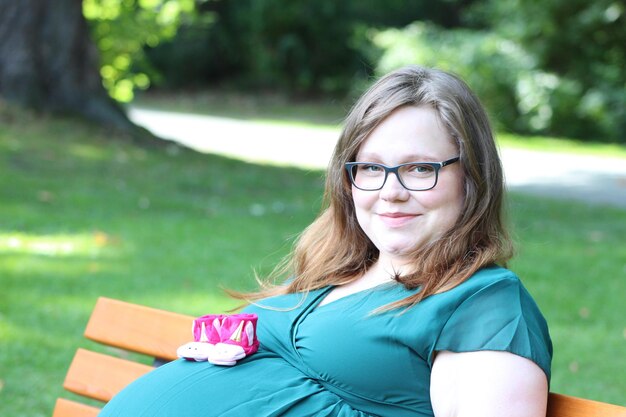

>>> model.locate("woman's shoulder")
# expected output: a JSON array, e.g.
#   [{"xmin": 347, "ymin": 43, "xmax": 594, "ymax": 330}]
[
  {"xmin": 451, "ymin": 264, "xmax": 543, "ymax": 314},
  {"xmin": 423, "ymin": 264, "xmax": 549, "ymax": 332},
  {"xmin": 451, "ymin": 264, "xmax": 539, "ymax": 302},
  {"xmin": 407, "ymin": 265, "xmax": 539, "ymax": 328},
  {"xmin": 434, "ymin": 264, "xmax": 525, "ymax": 303},
  {"xmin": 432, "ymin": 264, "xmax": 553, "ymax": 379},
  {"xmin": 465, "ymin": 264, "xmax": 521, "ymax": 286}
]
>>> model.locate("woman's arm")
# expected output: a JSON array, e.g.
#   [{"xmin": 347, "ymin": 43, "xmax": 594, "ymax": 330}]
[{"xmin": 430, "ymin": 350, "xmax": 548, "ymax": 417}]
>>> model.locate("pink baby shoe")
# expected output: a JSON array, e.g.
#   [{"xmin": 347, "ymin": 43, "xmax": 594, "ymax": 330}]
[{"xmin": 177, "ymin": 313, "xmax": 259, "ymax": 366}]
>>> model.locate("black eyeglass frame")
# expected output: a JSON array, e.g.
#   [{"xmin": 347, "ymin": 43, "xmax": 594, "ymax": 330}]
[{"xmin": 344, "ymin": 157, "xmax": 460, "ymax": 191}]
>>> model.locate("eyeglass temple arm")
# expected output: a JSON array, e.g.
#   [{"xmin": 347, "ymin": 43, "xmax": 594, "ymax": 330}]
[{"xmin": 441, "ymin": 157, "xmax": 460, "ymax": 167}]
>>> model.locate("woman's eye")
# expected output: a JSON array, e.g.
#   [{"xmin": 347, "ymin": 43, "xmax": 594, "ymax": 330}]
[
  {"xmin": 407, "ymin": 164, "xmax": 434, "ymax": 175},
  {"xmin": 360, "ymin": 164, "xmax": 383, "ymax": 173}
]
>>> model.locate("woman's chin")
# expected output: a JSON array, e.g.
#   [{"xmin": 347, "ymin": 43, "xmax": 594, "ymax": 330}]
[{"xmin": 378, "ymin": 243, "xmax": 419, "ymax": 265}]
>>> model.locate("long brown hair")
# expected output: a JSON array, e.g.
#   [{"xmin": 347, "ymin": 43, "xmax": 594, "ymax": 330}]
[{"xmin": 233, "ymin": 65, "xmax": 513, "ymax": 311}]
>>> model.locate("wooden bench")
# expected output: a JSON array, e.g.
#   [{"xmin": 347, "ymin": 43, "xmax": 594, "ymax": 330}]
[{"xmin": 53, "ymin": 297, "xmax": 626, "ymax": 417}]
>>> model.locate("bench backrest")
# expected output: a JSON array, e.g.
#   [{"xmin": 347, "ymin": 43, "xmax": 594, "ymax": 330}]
[
  {"xmin": 53, "ymin": 297, "xmax": 193, "ymax": 417},
  {"xmin": 53, "ymin": 297, "xmax": 626, "ymax": 417}
]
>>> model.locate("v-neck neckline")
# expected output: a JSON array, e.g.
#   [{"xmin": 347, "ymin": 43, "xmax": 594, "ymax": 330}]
[{"xmin": 314, "ymin": 281, "xmax": 400, "ymax": 310}]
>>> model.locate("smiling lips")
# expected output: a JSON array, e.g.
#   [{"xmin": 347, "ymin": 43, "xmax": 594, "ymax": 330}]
[{"xmin": 378, "ymin": 212, "xmax": 420, "ymax": 227}]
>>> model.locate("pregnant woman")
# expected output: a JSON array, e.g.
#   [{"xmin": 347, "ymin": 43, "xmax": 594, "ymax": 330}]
[{"xmin": 100, "ymin": 65, "xmax": 552, "ymax": 417}]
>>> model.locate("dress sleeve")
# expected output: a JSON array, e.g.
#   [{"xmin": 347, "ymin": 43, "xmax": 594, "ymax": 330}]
[{"xmin": 433, "ymin": 276, "xmax": 553, "ymax": 380}]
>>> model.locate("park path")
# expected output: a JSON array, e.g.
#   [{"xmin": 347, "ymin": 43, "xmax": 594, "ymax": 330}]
[{"xmin": 128, "ymin": 107, "xmax": 626, "ymax": 209}]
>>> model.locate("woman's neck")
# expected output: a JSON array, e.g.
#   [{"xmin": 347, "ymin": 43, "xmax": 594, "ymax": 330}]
[
  {"xmin": 317, "ymin": 261, "xmax": 397, "ymax": 306},
  {"xmin": 358, "ymin": 260, "xmax": 402, "ymax": 287},
  {"xmin": 373, "ymin": 254, "xmax": 412, "ymax": 279}
]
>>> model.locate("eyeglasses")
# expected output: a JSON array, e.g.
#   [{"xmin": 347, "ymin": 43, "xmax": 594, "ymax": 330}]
[{"xmin": 344, "ymin": 157, "xmax": 460, "ymax": 191}]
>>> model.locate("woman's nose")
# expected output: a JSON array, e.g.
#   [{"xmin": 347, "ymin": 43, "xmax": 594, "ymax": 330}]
[{"xmin": 379, "ymin": 172, "xmax": 410, "ymax": 201}]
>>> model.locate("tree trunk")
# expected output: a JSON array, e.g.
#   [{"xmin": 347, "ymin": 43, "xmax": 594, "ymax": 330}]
[{"xmin": 0, "ymin": 0, "xmax": 139, "ymax": 132}]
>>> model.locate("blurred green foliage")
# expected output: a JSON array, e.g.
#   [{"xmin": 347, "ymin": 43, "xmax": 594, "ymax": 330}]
[
  {"xmin": 368, "ymin": 1, "xmax": 625, "ymax": 141},
  {"xmin": 467, "ymin": 0, "xmax": 626, "ymax": 141},
  {"xmin": 83, "ymin": 0, "xmax": 201, "ymax": 102},
  {"xmin": 144, "ymin": 0, "xmax": 471, "ymax": 94},
  {"xmin": 146, "ymin": 0, "xmax": 364, "ymax": 93},
  {"xmin": 84, "ymin": 0, "xmax": 625, "ymax": 142},
  {"xmin": 369, "ymin": 23, "xmax": 530, "ymax": 133}
]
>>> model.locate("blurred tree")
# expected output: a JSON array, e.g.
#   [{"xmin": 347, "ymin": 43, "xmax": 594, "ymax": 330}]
[{"xmin": 0, "ymin": 0, "xmax": 134, "ymax": 130}]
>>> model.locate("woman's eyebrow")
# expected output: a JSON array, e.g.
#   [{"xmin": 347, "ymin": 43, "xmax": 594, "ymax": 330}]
[{"xmin": 355, "ymin": 152, "xmax": 442, "ymax": 162}]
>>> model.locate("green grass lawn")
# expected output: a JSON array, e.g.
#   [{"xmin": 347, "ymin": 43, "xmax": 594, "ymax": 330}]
[{"xmin": 1, "ymin": 101, "xmax": 624, "ymax": 416}]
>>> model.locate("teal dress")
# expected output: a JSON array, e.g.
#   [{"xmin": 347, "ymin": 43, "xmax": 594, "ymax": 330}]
[{"xmin": 99, "ymin": 266, "xmax": 552, "ymax": 416}]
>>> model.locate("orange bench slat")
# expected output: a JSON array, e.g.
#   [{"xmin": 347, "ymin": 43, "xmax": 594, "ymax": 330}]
[
  {"xmin": 547, "ymin": 392, "xmax": 626, "ymax": 417},
  {"xmin": 63, "ymin": 348, "xmax": 154, "ymax": 403},
  {"xmin": 84, "ymin": 297, "xmax": 194, "ymax": 361},
  {"xmin": 52, "ymin": 398, "xmax": 100, "ymax": 417}
]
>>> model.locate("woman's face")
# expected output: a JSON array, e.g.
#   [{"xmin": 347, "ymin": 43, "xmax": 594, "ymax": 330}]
[{"xmin": 351, "ymin": 105, "xmax": 464, "ymax": 269}]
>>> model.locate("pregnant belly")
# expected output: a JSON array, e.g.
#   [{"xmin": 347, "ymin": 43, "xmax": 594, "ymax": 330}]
[{"xmin": 98, "ymin": 352, "xmax": 372, "ymax": 417}]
